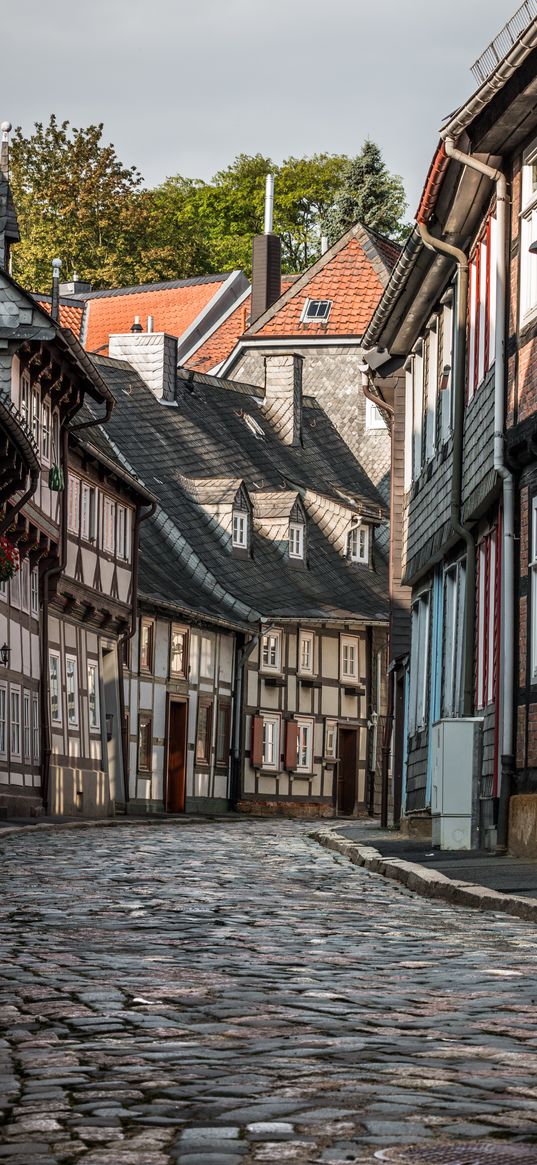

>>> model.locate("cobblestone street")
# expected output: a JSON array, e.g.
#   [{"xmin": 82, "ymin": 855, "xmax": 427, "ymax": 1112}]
[{"xmin": 2, "ymin": 821, "xmax": 537, "ymax": 1164}]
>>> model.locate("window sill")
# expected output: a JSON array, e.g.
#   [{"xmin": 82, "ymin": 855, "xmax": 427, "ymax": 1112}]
[{"xmin": 262, "ymin": 675, "xmax": 286, "ymax": 687}]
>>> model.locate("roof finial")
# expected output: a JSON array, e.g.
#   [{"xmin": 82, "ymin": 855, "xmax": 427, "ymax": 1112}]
[{"xmin": 0, "ymin": 121, "xmax": 12, "ymax": 181}]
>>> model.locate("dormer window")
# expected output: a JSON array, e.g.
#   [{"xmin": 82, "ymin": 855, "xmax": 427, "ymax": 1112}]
[
  {"xmin": 302, "ymin": 298, "xmax": 332, "ymax": 323},
  {"xmin": 347, "ymin": 524, "xmax": 369, "ymax": 564},
  {"xmin": 289, "ymin": 522, "xmax": 304, "ymax": 560},
  {"xmin": 232, "ymin": 511, "xmax": 248, "ymax": 548}
]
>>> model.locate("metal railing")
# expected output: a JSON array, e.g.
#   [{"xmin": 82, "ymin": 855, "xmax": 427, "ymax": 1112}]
[{"xmin": 471, "ymin": 0, "xmax": 537, "ymax": 85}]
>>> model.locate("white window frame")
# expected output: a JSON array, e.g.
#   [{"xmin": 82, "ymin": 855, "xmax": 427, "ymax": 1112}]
[
  {"xmin": 68, "ymin": 475, "xmax": 80, "ymax": 534},
  {"xmin": 408, "ymin": 591, "xmax": 430, "ymax": 735},
  {"xmin": 412, "ymin": 342, "xmax": 424, "ymax": 480},
  {"xmin": 31, "ymin": 386, "xmax": 40, "ymax": 449},
  {"xmin": 298, "ymin": 629, "xmax": 315, "ymax": 676},
  {"xmin": 170, "ymin": 624, "xmax": 188, "ymax": 678},
  {"xmin": 88, "ymin": 661, "xmax": 100, "ymax": 732},
  {"xmin": 20, "ymin": 371, "xmax": 30, "ymax": 429},
  {"xmin": 301, "ymin": 298, "xmax": 332, "ymax": 322},
  {"xmin": 295, "ymin": 716, "xmax": 314, "ymax": 773},
  {"xmin": 232, "ymin": 510, "xmax": 248, "ymax": 548},
  {"xmin": 261, "ymin": 629, "xmax": 282, "ymax": 674},
  {"xmin": 49, "ymin": 651, "xmax": 62, "ymax": 725},
  {"xmin": 520, "ymin": 137, "xmax": 537, "ymax": 326},
  {"xmin": 443, "ymin": 558, "xmax": 466, "ymax": 718},
  {"xmin": 66, "ymin": 655, "xmax": 79, "ymax": 729},
  {"xmin": 346, "ymin": 524, "xmax": 369, "ymax": 564},
  {"xmin": 325, "ymin": 718, "xmax": 337, "ymax": 759},
  {"xmin": 289, "ymin": 522, "xmax": 304, "ymax": 560},
  {"xmin": 32, "ymin": 693, "xmax": 39, "ymax": 762},
  {"xmin": 365, "ymin": 396, "xmax": 386, "ymax": 430},
  {"xmin": 404, "ymin": 357, "xmax": 414, "ymax": 493},
  {"xmin": 0, "ymin": 682, "xmax": 6, "ymax": 758},
  {"xmin": 200, "ymin": 634, "xmax": 215, "ymax": 678},
  {"xmin": 261, "ymin": 713, "xmax": 280, "ymax": 770},
  {"xmin": 23, "ymin": 689, "xmax": 31, "ymax": 761},
  {"xmin": 440, "ymin": 288, "xmax": 454, "ymax": 443},
  {"xmin": 340, "ymin": 634, "xmax": 359, "ymax": 683},
  {"xmin": 41, "ymin": 400, "xmax": 51, "ymax": 464},
  {"xmin": 81, "ymin": 482, "xmax": 97, "ymax": 543},
  {"xmin": 10, "ymin": 685, "xmax": 21, "ymax": 759},
  {"xmin": 30, "ymin": 567, "xmax": 39, "ymax": 615},
  {"xmin": 477, "ymin": 531, "xmax": 497, "ymax": 710},
  {"xmin": 102, "ymin": 496, "xmax": 116, "ymax": 554},
  {"xmin": 0, "ymin": 578, "xmax": 6, "ymax": 601},
  {"xmin": 425, "ymin": 319, "xmax": 438, "ymax": 462},
  {"xmin": 20, "ymin": 558, "xmax": 29, "ymax": 613},
  {"xmin": 116, "ymin": 504, "xmax": 131, "ymax": 561}
]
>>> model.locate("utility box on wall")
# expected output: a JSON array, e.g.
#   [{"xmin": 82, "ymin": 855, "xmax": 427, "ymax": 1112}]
[{"xmin": 431, "ymin": 718, "xmax": 483, "ymax": 850}]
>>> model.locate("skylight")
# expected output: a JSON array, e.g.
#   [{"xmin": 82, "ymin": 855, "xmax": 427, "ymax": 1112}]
[
  {"xmin": 242, "ymin": 413, "xmax": 265, "ymax": 439},
  {"xmin": 302, "ymin": 299, "xmax": 332, "ymax": 323}
]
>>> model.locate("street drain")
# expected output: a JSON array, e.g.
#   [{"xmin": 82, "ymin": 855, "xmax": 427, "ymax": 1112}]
[{"xmin": 374, "ymin": 1144, "xmax": 537, "ymax": 1164}]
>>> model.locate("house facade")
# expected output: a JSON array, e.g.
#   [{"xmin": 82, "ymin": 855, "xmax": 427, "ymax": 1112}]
[{"xmin": 363, "ymin": 9, "xmax": 537, "ymax": 852}]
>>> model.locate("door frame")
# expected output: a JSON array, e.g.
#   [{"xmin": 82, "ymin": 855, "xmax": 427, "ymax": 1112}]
[
  {"xmin": 337, "ymin": 725, "xmax": 359, "ymax": 816},
  {"xmin": 165, "ymin": 695, "xmax": 188, "ymax": 813}
]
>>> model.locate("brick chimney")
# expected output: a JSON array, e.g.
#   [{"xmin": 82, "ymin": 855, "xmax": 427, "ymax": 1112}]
[
  {"xmin": 263, "ymin": 352, "xmax": 303, "ymax": 446},
  {"xmin": 108, "ymin": 330, "xmax": 178, "ymax": 402},
  {"xmin": 250, "ymin": 174, "xmax": 281, "ymax": 325}
]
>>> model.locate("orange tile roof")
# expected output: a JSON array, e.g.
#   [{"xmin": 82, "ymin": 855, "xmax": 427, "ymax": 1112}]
[
  {"xmin": 35, "ymin": 299, "xmax": 84, "ymax": 338},
  {"xmin": 81, "ymin": 276, "xmax": 227, "ymax": 356},
  {"xmin": 252, "ymin": 236, "xmax": 387, "ymax": 338},
  {"xmin": 185, "ymin": 278, "xmax": 298, "ymax": 373}
]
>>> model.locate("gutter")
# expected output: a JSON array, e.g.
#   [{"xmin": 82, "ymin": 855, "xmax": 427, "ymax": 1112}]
[
  {"xmin": 442, "ymin": 136, "xmax": 514, "ymax": 851},
  {"xmin": 362, "ymin": 228, "xmax": 424, "ymax": 352}
]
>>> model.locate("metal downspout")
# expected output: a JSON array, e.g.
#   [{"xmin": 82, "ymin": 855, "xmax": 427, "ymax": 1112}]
[
  {"xmin": 443, "ymin": 137, "xmax": 513, "ymax": 851},
  {"xmin": 417, "ymin": 220, "xmax": 473, "ymax": 715}
]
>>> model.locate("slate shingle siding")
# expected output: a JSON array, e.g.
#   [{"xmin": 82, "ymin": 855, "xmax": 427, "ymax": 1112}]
[
  {"xmin": 461, "ymin": 368, "xmax": 496, "ymax": 521},
  {"xmin": 403, "ymin": 444, "xmax": 453, "ymax": 584},
  {"xmin": 406, "ymin": 734, "xmax": 429, "ymax": 813}
]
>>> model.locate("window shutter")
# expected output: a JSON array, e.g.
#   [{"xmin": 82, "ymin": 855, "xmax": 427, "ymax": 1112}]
[
  {"xmin": 285, "ymin": 721, "xmax": 299, "ymax": 770},
  {"xmin": 251, "ymin": 716, "xmax": 263, "ymax": 768}
]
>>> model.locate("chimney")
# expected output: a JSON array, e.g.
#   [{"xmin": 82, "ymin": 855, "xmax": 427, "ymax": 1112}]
[
  {"xmin": 51, "ymin": 258, "xmax": 62, "ymax": 322},
  {"xmin": 59, "ymin": 277, "xmax": 92, "ymax": 296},
  {"xmin": 108, "ymin": 330, "xmax": 178, "ymax": 402},
  {"xmin": 250, "ymin": 174, "xmax": 281, "ymax": 325},
  {"xmin": 263, "ymin": 352, "xmax": 303, "ymax": 446},
  {"xmin": 0, "ymin": 121, "xmax": 19, "ymax": 273}
]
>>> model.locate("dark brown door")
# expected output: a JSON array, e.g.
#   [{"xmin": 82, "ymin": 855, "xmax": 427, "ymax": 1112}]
[
  {"xmin": 338, "ymin": 728, "xmax": 358, "ymax": 816},
  {"xmin": 166, "ymin": 700, "xmax": 187, "ymax": 813}
]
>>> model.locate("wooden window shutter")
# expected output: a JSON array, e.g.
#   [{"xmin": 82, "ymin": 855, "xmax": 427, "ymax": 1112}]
[
  {"xmin": 251, "ymin": 716, "xmax": 263, "ymax": 768},
  {"xmin": 285, "ymin": 720, "xmax": 299, "ymax": 771}
]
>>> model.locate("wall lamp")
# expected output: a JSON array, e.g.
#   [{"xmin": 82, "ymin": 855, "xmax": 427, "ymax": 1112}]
[{"xmin": 0, "ymin": 642, "xmax": 11, "ymax": 667}]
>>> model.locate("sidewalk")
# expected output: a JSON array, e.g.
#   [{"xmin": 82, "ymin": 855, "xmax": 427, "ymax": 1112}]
[{"xmin": 310, "ymin": 818, "xmax": 537, "ymax": 923}]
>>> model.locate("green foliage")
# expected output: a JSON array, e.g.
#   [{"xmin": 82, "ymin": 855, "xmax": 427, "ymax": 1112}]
[
  {"xmin": 9, "ymin": 118, "xmax": 408, "ymax": 290},
  {"xmin": 326, "ymin": 139, "xmax": 409, "ymax": 244}
]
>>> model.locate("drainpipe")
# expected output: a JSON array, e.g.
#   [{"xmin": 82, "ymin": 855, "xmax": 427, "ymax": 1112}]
[
  {"xmin": 417, "ymin": 219, "xmax": 474, "ymax": 717},
  {"xmin": 443, "ymin": 137, "xmax": 513, "ymax": 851}
]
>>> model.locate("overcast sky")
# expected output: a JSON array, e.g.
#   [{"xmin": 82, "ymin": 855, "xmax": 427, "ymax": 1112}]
[{"xmin": 6, "ymin": 0, "xmax": 515, "ymax": 217}]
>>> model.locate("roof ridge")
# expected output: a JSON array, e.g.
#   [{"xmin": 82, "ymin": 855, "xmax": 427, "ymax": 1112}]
[{"xmin": 79, "ymin": 273, "xmax": 233, "ymax": 300}]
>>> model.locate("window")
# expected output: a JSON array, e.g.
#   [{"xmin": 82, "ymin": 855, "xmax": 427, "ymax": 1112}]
[
  {"xmin": 32, "ymin": 693, "xmax": 39, "ymax": 762},
  {"xmin": 88, "ymin": 662, "xmax": 100, "ymax": 731},
  {"xmin": 10, "ymin": 566, "xmax": 20, "ymax": 609},
  {"xmin": 216, "ymin": 699, "xmax": 231, "ymax": 766},
  {"xmin": 81, "ymin": 483, "xmax": 97, "ymax": 543},
  {"xmin": 52, "ymin": 411, "xmax": 60, "ymax": 464},
  {"xmin": 340, "ymin": 634, "xmax": 359, "ymax": 682},
  {"xmin": 138, "ymin": 716, "xmax": 153, "ymax": 771},
  {"xmin": 20, "ymin": 371, "xmax": 30, "ymax": 428},
  {"xmin": 262, "ymin": 714, "xmax": 280, "ymax": 769},
  {"xmin": 10, "ymin": 687, "xmax": 21, "ymax": 758},
  {"xmin": 41, "ymin": 401, "xmax": 51, "ymax": 463},
  {"xmin": 66, "ymin": 656, "xmax": 79, "ymax": 728},
  {"xmin": 0, "ymin": 578, "xmax": 6, "ymax": 600},
  {"xmin": 23, "ymin": 690, "xmax": 31, "ymax": 760},
  {"xmin": 117, "ymin": 505, "xmax": 131, "ymax": 561},
  {"xmin": 67, "ymin": 475, "xmax": 80, "ymax": 533},
  {"xmin": 439, "ymin": 288, "xmax": 455, "ymax": 443},
  {"xmin": 325, "ymin": 718, "xmax": 337, "ymax": 759},
  {"xmin": 103, "ymin": 497, "xmax": 116, "ymax": 553},
  {"xmin": 49, "ymin": 653, "xmax": 61, "ymax": 724},
  {"xmin": 261, "ymin": 630, "xmax": 282, "ymax": 673},
  {"xmin": 196, "ymin": 698, "xmax": 213, "ymax": 764},
  {"xmin": 232, "ymin": 511, "xmax": 248, "ymax": 548},
  {"xmin": 295, "ymin": 717, "xmax": 314, "ymax": 772},
  {"xmin": 442, "ymin": 559, "xmax": 466, "ymax": 718},
  {"xmin": 140, "ymin": 619, "xmax": 154, "ymax": 673},
  {"xmin": 477, "ymin": 529, "xmax": 498, "ymax": 709},
  {"xmin": 20, "ymin": 558, "xmax": 29, "ymax": 613},
  {"xmin": 31, "ymin": 387, "xmax": 40, "ymax": 449},
  {"xmin": 346, "ymin": 525, "xmax": 369, "ymax": 563},
  {"xmin": 531, "ymin": 498, "xmax": 537, "ymax": 682},
  {"xmin": 520, "ymin": 138, "xmax": 537, "ymax": 324},
  {"xmin": 424, "ymin": 319, "xmax": 439, "ymax": 462},
  {"xmin": 30, "ymin": 568, "xmax": 39, "ymax": 615},
  {"xmin": 289, "ymin": 522, "xmax": 304, "ymax": 560},
  {"xmin": 298, "ymin": 630, "xmax": 314, "ymax": 675},
  {"xmin": 0, "ymin": 684, "xmax": 6, "ymax": 757},
  {"xmin": 365, "ymin": 397, "xmax": 387, "ymax": 430},
  {"xmin": 467, "ymin": 214, "xmax": 497, "ymax": 400},
  {"xmin": 408, "ymin": 591, "xmax": 431, "ymax": 734},
  {"xmin": 200, "ymin": 635, "xmax": 214, "ymax": 678},
  {"xmin": 170, "ymin": 625, "xmax": 188, "ymax": 677},
  {"xmin": 412, "ymin": 342, "xmax": 424, "ymax": 479},
  {"xmin": 302, "ymin": 299, "xmax": 332, "ymax": 322}
]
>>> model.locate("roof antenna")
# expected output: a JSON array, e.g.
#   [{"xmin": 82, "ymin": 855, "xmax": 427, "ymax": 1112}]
[
  {"xmin": 264, "ymin": 174, "xmax": 274, "ymax": 235},
  {"xmin": 51, "ymin": 257, "xmax": 61, "ymax": 322}
]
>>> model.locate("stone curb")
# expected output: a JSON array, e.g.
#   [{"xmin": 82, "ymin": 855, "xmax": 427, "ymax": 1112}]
[{"xmin": 309, "ymin": 827, "xmax": 537, "ymax": 924}]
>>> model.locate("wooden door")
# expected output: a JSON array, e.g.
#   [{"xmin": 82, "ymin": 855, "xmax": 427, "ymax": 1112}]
[
  {"xmin": 166, "ymin": 700, "xmax": 187, "ymax": 813},
  {"xmin": 338, "ymin": 728, "xmax": 358, "ymax": 816}
]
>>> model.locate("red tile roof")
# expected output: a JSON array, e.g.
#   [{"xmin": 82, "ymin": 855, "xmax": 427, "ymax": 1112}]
[
  {"xmin": 35, "ymin": 299, "xmax": 84, "ymax": 338},
  {"xmin": 185, "ymin": 278, "xmax": 298, "ymax": 374},
  {"xmin": 81, "ymin": 275, "xmax": 228, "ymax": 356},
  {"xmin": 251, "ymin": 234, "xmax": 392, "ymax": 338}
]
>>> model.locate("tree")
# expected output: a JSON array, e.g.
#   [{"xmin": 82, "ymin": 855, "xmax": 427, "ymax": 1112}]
[
  {"xmin": 326, "ymin": 139, "xmax": 408, "ymax": 244},
  {"xmin": 9, "ymin": 116, "xmax": 152, "ymax": 290}
]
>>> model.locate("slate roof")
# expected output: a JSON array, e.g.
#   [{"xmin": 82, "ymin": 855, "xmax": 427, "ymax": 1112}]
[
  {"xmin": 73, "ymin": 274, "xmax": 230, "ymax": 357},
  {"xmin": 184, "ymin": 277, "xmax": 299, "ymax": 374},
  {"xmin": 88, "ymin": 356, "xmax": 388, "ymax": 626}
]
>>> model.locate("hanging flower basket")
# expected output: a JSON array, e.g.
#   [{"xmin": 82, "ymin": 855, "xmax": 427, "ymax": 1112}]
[
  {"xmin": 48, "ymin": 464, "xmax": 64, "ymax": 492},
  {"xmin": 0, "ymin": 538, "xmax": 19, "ymax": 582}
]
